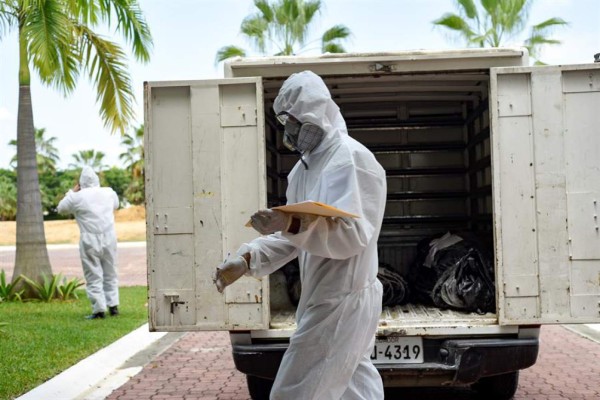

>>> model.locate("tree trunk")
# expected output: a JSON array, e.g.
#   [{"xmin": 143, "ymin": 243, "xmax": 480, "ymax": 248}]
[{"xmin": 12, "ymin": 24, "xmax": 53, "ymax": 291}]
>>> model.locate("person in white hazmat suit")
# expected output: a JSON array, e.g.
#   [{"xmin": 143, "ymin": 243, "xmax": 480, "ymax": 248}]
[
  {"xmin": 215, "ymin": 71, "xmax": 387, "ymax": 399},
  {"xmin": 57, "ymin": 166, "xmax": 120, "ymax": 319}
]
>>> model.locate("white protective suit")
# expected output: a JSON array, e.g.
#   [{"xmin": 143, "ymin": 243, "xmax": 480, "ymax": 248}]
[
  {"xmin": 57, "ymin": 167, "xmax": 120, "ymax": 313},
  {"xmin": 237, "ymin": 71, "xmax": 387, "ymax": 399}
]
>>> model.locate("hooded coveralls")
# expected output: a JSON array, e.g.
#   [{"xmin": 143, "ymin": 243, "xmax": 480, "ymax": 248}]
[
  {"xmin": 57, "ymin": 167, "xmax": 120, "ymax": 313},
  {"xmin": 237, "ymin": 71, "xmax": 387, "ymax": 399}
]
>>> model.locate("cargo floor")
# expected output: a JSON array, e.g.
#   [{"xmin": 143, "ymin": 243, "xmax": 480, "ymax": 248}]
[{"xmin": 270, "ymin": 303, "xmax": 497, "ymax": 330}]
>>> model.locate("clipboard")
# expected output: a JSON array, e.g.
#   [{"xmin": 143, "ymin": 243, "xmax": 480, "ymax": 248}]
[{"xmin": 245, "ymin": 201, "xmax": 359, "ymax": 227}]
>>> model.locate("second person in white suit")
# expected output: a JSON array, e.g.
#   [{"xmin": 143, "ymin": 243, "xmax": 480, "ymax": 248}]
[{"xmin": 57, "ymin": 166, "xmax": 120, "ymax": 319}]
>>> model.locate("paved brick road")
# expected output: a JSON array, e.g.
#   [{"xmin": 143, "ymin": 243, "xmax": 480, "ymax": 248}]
[{"xmin": 107, "ymin": 325, "xmax": 600, "ymax": 400}]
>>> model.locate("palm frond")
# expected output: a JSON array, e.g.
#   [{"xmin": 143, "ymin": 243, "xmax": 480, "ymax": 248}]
[
  {"xmin": 77, "ymin": 24, "xmax": 133, "ymax": 134},
  {"xmin": 480, "ymin": 0, "xmax": 500, "ymax": 16},
  {"xmin": 470, "ymin": 32, "xmax": 490, "ymax": 47},
  {"xmin": 222, "ymin": 0, "xmax": 350, "ymax": 58},
  {"xmin": 70, "ymin": 148, "xmax": 107, "ymax": 170},
  {"xmin": 433, "ymin": 13, "xmax": 475, "ymax": 37},
  {"xmin": 215, "ymin": 45, "xmax": 246, "ymax": 64},
  {"xmin": 531, "ymin": 17, "xmax": 568, "ymax": 32},
  {"xmin": 241, "ymin": 15, "xmax": 269, "ymax": 53},
  {"xmin": 321, "ymin": 24, "xmax": 351, "ymax": 43},
  {"xmin": 65, "ymin": 0, "xmax": 100, "ymax": 26},
  {"xmin": 526, "ymin": 17, "xmax": 567, "ymax": 60},
  {"xmin": 99, "ymin": 0, "xmax": 153, "ymax": 62},
  {"xmin": 254, "ymin": 0, "xmax": 273, "ymax": 23},
  {"xmin": 322, "ymin": 42, "xmax": 345, "ymax": 54},
  {"xmin": 34, "ymin": 128, "xmax": 60, "ymax": 163},
  {"xmin": 23, "ymin": 0, "xmax": 80, "ymax": 93},
  {"xmin": 281, "ymin": 0, "xmax": 303, "ymax": 44},
  {"xmin": 498, "ymin": 0, "xmax": 529, "ymax": 35},
  {"xmin": 457, "ymin": 0, "xmax": 478, "ymax": 20},
  {"xmin": 303, "ymin": 0, "xmax": 321, "ymax": 24},
  {"xmin": 281, "ymin": 0, "xmax": 300, "ymax": 20},
  {"xmin": 119, "ymin": 126, "xmax": 143, "ymax": 173},
  {"xmin": 0, "ymin": 0, "xmax": 18, "ymax": 37},
  {"xmin": 526, "ymin": 35, "xmax": 561, "ymax": 46}
]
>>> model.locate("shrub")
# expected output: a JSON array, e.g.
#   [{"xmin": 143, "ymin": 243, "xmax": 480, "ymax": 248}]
[
  {"xmin": 57, "ymin": 277, "xmax": 85, "ymax": 300},
  {"xmin": 21, "ymin": 274, "xmax": 62, "ymax": 302},
  {"xmin": 0, "ymin": 270, "xmax": 24, "ymax": 302},
  {"xmin": 0, "ymin": 175, "xmax": 17, "ymax": 221},
  {"xmin": 20, "ymin": 274, "xmax": 85, "ymax": 302}
]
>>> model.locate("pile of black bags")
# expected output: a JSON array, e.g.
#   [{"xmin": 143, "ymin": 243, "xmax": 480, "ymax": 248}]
[
  {"xmin": 280, "ymin": 232, "xmax": 495, "ymax": 314},
  {"xmin": 377, "ymin": 263, "xmax": 410, "ymax": 307},
  {"xmin": 408, "ymin": 232, "xmax": 495, "ymax": 314}
]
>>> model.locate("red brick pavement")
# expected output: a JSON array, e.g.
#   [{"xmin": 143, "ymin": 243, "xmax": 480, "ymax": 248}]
[
  {"xmin": 107, "ymin": 325, "xmax": 600, "ymax": 400},
  {"xmin": 107, "ymin": 331, "xmax": 249, "ymax": 400}
]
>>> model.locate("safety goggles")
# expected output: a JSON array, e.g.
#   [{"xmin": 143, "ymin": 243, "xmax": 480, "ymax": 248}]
[{"xmin": 276, "ymin": 111, "xmax": 296, "ymax": 126}]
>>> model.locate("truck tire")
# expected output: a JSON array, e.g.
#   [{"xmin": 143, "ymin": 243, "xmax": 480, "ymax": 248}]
[
  {"xmin": 246, "ymin": 375, "xmax": 274, "ymax": 400},
  {"xmin": 472, "ymin": 371, "xmax": 519, "ymax": 400}
]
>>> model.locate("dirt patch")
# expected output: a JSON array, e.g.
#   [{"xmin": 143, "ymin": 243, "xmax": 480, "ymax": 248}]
[
  {"xmin": 115, "ymin": 205, "xmax": 146, "ymax": 222},
  {"xmin": 0, "ymin": 206, "xmax": 146, "ymax": 246}
]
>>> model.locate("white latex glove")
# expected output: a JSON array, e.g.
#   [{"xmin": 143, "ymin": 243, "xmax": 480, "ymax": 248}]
[
  {"xmin": 215, "ymin": 255, "xmax": 249, "ymax": 293},
  {"xmin": 250, "ymin": 209, "xmax": 292, "ymax": 235}
]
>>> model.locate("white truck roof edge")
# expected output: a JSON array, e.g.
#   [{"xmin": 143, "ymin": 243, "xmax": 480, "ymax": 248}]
[{"xmin": 223, "ymin": 47, "xmax": 529, "ymax": 78}]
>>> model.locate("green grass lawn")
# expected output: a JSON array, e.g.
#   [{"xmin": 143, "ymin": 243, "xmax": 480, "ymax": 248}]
[{"xmin": 0, "ymin": 286, "xmax": 148, "ymax": 400}]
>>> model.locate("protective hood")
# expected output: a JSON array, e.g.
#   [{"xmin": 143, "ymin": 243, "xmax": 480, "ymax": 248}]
[
  {"xmin": 273, "ymin": 70, "xmax": 347, "ymax": 156},
  {"xmin": 79, "ymin": 166, "xmax": 100, "ymax": 188}
]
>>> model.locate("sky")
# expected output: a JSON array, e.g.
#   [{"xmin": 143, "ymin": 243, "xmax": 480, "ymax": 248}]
[{"xmin": 0, "ymin": 0, "xmax": 598, "ymax": 170}]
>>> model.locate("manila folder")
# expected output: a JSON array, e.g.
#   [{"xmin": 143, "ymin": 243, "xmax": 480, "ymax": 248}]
[{"xmin": 245, "ymin": 201, "xmax": 359, "ymax": 227}]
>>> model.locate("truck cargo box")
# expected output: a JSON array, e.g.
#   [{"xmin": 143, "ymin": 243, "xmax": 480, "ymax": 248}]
[{"xmin": 145, "ymin": 48, "xmax": 600, "ymax": 396}]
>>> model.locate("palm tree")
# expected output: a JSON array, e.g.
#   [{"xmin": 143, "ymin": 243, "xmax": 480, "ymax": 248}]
[
  {"xmin": 119, "ymin": 124, "xmax": 144, "ymax": 180},
  {"xmin": 0, "ymin": 0, "xmax": 152, "ymax": 289},
  {"xmin": 119, "ymin": 124, "xmax": 145, "ymax": 204},
  {"xmin": 9, "ymin": 128, "xmax": 60, "ymax": 174},
  {"xmin": 70, "ymin": 149, "xmax": 108, "ymax": 172},
  {"xmin": 216, "ymin": 0, "xmax": 351, "ymax": 63},
  {"xmin": 433, "ymin": 0, "xmax": 568, "ymax": 64}
]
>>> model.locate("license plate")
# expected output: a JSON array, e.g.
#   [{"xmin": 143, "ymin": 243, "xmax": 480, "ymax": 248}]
[{"xmin": 370, "ymin": 337, "xmax": 424, "ymax": 364}]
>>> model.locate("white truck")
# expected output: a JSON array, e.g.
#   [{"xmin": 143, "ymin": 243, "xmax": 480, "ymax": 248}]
[{"xmin": 144, "ymin": 48, "xmax": 600, "ymax": 400}]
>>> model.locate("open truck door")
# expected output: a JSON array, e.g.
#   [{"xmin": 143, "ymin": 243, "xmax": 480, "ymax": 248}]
[
  {"xmin": 145, "ymin": 77, "xmax": 269, "ymax": 331},
  {"xmin": 491, "ymin": 64, "xmax": 600, "ymax": 325}
]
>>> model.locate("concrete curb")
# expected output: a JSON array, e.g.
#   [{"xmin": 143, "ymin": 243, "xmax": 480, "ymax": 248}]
[
  {"xmin": 564, "ymin": 324, "xmax": 600, "ymax": 344},
  {"xmin": 16, "ymin": 323, "xmax": 184, "ymax": 400}
]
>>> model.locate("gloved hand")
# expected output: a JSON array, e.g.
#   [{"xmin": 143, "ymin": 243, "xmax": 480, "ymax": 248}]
[
  {"xmin": 250, "ymin": 209, "xmax": 292, "ymax": 234},
  {"xmin": 214, "ymin": 255, "xmax": 249, "ymax": 293}
]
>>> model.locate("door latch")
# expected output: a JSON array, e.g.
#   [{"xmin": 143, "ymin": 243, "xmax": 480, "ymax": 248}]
[
  {"xmin": 164, "ymin": 292, "xmax": 186, "ymax": 314},
  {"xmin": 370, "ymin": 63, "xmax": 395, "ymax": 73}
]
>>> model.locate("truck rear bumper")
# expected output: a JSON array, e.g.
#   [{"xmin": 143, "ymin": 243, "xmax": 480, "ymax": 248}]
[{"xmin": 231, "ymin": 337, "xmax": 539, "ymax": 386}]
